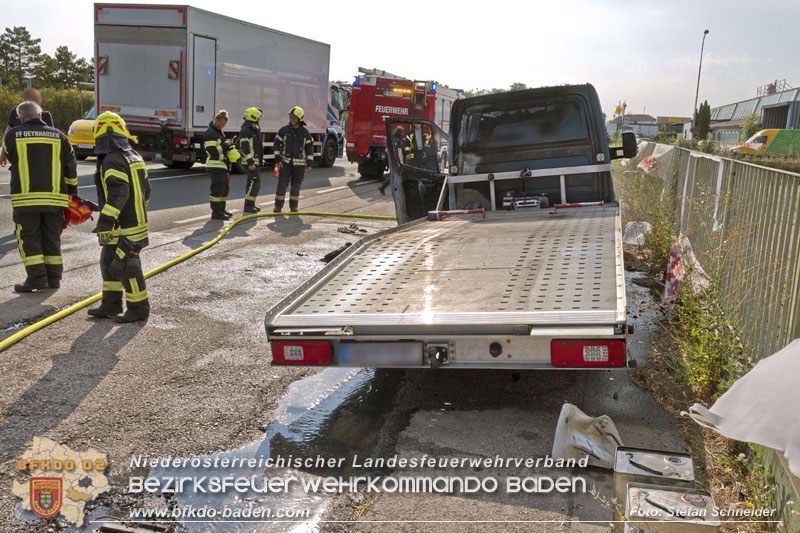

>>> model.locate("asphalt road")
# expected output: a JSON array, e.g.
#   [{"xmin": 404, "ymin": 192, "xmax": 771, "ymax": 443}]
[{"xmin": 0, "ymin": 159, "xmax": 686, "ymax": 532}]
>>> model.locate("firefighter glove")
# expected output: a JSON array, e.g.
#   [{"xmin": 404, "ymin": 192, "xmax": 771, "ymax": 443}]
[{"xmin": 98, "ymin": 230, "xmax": 114, "ymax": 246}]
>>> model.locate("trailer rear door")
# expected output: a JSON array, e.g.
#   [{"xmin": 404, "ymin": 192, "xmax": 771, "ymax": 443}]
[
  {"xmin": 95, "ymin": 5, "xmax": 185, "ymax": 127},
  {"xmin": 191, "ymin": 35, "xmax": 216, "ymax": 128}
]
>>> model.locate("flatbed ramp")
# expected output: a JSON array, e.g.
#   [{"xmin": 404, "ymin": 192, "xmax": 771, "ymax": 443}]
[{"xmin": 269, "ymin": 206, "xmax": 625, "ymax": 328}]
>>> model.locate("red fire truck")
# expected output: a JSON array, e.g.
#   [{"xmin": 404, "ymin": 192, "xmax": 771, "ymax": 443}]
[{"xmin": 346, "ymin": 68, "xmax": 461, "ymax": 179}]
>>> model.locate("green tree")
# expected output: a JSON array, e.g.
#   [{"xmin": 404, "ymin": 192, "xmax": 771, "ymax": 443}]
[
  {"xmin": 509, "ymin": 82, "xmax": 528, "ymax": 91},
  {"xmin": 740, "ymin": 113, "xmax": 762, "ymax": 141},
  {"xmin": 696, "ymin": 100, "xmax": 711, "ymax": 140},
  {"xmin": 36, "ymin": 46, "xmax": 93, "ymax": 88},
  {"xmin": 0, "ymin": 26, "xmax": 42, "ymax": 90}
]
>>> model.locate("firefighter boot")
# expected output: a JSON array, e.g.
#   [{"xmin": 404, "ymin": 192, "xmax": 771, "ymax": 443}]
[
  {"xmin": 273, "ymin": 199, "xmax": 284, "ymax": 213},
  {"xmin": 88, "ymin": 292, "xmax": 123, "ymax": 318},
  {"xmin": 116, "ymin": 299, "xmax": 149, "ymax": 323},
  {"xmin": 289, "ymin": 199, "xmax": 299, "ymax": 212},
  {"xmin": 244, "ymin": 201, "xmax": 260, "ymax": 213},
  {"xmin": 14, "ymin": 280, "xmax": 49, "ymax": 293}
]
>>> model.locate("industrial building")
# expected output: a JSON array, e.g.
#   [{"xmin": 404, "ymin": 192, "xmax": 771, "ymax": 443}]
[{"xmin": 711, "ymin": 80, "xmax": 800, "ymax": 142}]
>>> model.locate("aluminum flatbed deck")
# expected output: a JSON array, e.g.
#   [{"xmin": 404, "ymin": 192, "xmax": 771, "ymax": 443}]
[{"xmin": 266, "ymin": 205, "xmax": 625, "ymax": 332}]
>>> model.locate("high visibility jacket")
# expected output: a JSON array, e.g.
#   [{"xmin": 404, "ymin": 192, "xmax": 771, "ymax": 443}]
[
  {"xmin": 404, "ymin": 131, "xmax": 430, "ymax": 160},
  {"xmin": 95, "ymin": 148, "xmax": 151, "ymax": 247},
  {"xmin": 4, "ymin": 118, "xmax": 77, "ymax": 213},
  {"xmin": 274, "ymin": 124, "xmax": 313, "ymax": 166},
  {"xmin": 203, "ymin": 123, "xmax": 229, "ymax": 170},
  {"xmin": 238, "ymin": 120, "xmax": 263, "ymax": 166}
]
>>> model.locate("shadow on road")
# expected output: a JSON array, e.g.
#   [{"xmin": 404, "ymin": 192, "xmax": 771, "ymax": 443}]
[
  {"xmin": 181, "ymin": 219, "xmax": 225, "ymax": 250},
  {"xmin": 0, "ymin": 291, "xmax": 57, "ymax": 329},
  {"xmin": 0, "ymin": 233, "xmax": 17, "ymax": 261},
  {"xmin": 266, "ymin": 215, "xmax": 312, "ymax": 237},
  {"xmin": 0, "ymin": 320, "xmax": 143, "ymax": 462}
]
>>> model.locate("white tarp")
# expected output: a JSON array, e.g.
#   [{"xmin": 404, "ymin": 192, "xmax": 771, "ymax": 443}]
[
  {"xmin": 623, "ymin": 221, "xmax": 652, "ymax": 246},
  {"xmin": 689, "ymin": 338, "xmax": 800, "ymax": 476}
]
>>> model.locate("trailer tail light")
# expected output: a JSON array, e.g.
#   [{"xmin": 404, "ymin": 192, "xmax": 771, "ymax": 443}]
[
  {"xmin": 271, "ymin": 341, "xmax": 331, "ymax": 365},
  {"xmin": 173, "ymin": 136, "xmax": 189, "ymax": 146},
  {"xmin": 551, "ymin": 340, "xmax": 626, "ymax": 367}
]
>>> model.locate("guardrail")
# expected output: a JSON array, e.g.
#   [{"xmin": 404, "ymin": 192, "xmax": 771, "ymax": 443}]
[{"xmin": 656, "ymin": 144, "xmax": 800, "ymax": 360}]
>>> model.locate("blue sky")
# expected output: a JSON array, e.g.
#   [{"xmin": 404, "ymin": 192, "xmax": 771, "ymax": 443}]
[{"xmin": 2, "ymin": 0, "xmax": 797, "ymax": 118}]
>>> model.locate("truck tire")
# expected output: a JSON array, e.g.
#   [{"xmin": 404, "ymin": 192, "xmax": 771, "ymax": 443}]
[
  {"xmin": 319, "ymin": 137, "xmax": 337, "ymax": 168},
  {"xmin": 163, "ymin": 161, "xmax": 194, "ymax": 170}
]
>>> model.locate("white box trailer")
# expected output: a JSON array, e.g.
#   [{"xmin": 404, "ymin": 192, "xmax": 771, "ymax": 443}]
[{"xmin": 93, "ymin": 3, "xmax": 343, "ymax": 169}]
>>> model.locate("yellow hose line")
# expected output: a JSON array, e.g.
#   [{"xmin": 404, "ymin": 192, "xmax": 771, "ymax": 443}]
[{"xmin": 0, "ymin": 212, "xmax": 396, "ymax": 352}]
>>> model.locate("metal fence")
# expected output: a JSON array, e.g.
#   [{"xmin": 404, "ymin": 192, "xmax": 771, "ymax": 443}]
[{"xmin": 656, "ymin": 145, "xmax": 800, "ymax": 360}]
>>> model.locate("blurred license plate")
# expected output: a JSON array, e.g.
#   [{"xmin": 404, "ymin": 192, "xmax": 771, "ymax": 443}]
[
  {"xmin": 77, "ymin": 144, "xmax": 92, "ymax": 149},
  {"xmin": 338, "ymin": 342, "xmax": 422, "ymax": 367}
]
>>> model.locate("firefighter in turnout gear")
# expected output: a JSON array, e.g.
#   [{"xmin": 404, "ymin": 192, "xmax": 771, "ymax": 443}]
[
  {"xmin": 204, "ymin": 110, "xmax": 233, "ymax": 220},
  {"xmin": 404, "ymin": 126, "xmax": 432, "ymax": 169},
  {"xmin": 239, "ymin": 107, "xmax": 263, "ymax": 213},
  {"xmin": 4, "ymin": 101, "xmax": 77, "ymax": 292},
  {"xmin": 87, "ymin": 111, "xmax": 152, "ymax": 323},
  {"xmin": 273, "ymin": 106, "xmax": 313, "ymax": 212}
]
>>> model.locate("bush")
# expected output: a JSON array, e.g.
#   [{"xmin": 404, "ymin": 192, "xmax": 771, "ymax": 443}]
[{"xmin": 0, "ymin": 86, "xmax": 93, "ymax": 133}]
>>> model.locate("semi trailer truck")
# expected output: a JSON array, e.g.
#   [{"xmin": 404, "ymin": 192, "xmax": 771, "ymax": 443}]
[
  {"xmin": 265, "ymin": 84, "xmax": 637, "ymax": 369},
  {"xmin": 93, "ymin": 3, "xmax": 343, "ymax": 170}
]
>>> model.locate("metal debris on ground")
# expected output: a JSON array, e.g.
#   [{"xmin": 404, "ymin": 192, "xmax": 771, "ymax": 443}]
[
  {"xmin": 322, "ymin": 242, "xmax": 352, "ymax": 263},
  {"xmin": 337, "ymin": 223, "xmax": 368, "ymax": 234}
]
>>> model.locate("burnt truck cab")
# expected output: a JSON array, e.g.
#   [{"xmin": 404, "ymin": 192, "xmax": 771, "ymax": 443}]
[{"xmin": 385, "ymin": 84, "xmax": 636, "ymax": 223}]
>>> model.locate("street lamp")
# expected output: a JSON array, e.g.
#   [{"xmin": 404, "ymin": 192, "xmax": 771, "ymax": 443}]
[{"xmin": 692, "ymin": 29, "xmax": 710, "ymax": 133}]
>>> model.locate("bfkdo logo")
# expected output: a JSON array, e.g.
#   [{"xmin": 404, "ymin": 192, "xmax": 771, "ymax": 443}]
[
  {"xmin": 13, "ymin": 437, "xmax": 110, "ymax": 527},
  {"xmin": 29, "ymin": 478, "xmax": 63, "ymax": 518}
]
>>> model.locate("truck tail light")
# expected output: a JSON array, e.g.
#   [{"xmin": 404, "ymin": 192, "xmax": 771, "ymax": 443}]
[
  {"xmin": 270, "ymin": 341, "xmax": 331, "ymax": 365},
  {"xmin": 173, "ymin": 136, "xmax": 189, "ymax": 146},
  {"xmin": 551, "ymin": 340, "xmax": 626, "ymax": 367}
]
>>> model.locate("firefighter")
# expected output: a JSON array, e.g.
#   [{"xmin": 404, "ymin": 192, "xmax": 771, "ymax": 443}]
[
  {"xmin": 204, "ymin": 110, "xmax": 233, "ymax": 220},
  {"xmin": 273, "ymin": 106, "xmax": 313, "ymax": 212},
  {"xmin": 239, "ymin": 107, "xmax": 263, "ymax": 213},
  {"xmin": 404, "ymin": 126, "xmax": 431, "ymax": 168},
  {"xmin": 4, "ymin": 101, "xmax": 77, "ymax": 292},
  {"xmin": 379, "ymin": 126, "xmax": 405, "ymax": 195},
  {"xmin": 87, "ymin": 111, "xmax": 151, "ymax": 323}
]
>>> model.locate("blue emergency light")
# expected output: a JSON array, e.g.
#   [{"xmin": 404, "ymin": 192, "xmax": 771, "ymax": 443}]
[{"xmin": 431, "ymin": 82, "xmax": 437, "ymax": 91}]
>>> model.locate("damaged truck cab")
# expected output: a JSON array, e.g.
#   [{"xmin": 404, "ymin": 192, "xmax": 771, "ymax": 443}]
[{"xmin": 265, "ymin": 84, "xmax": 637, "ymax": 369}]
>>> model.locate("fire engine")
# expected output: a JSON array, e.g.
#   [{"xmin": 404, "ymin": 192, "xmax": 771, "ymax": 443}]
[{"xmin": 345, "ymin": 68, "xmax": 460, "ymax": 179}]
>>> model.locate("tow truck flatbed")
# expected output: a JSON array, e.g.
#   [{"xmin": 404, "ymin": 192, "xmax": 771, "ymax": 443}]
[{"xmin": 267, "ymin": 207, "xmax": 624, "ymax": 330}]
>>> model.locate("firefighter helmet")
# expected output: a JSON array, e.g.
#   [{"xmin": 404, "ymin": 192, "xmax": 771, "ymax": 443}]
[
  {"xmin": 226, "ymin": 145, "xmax": 242, "ymax": 163},
  {"xmin": 93, "ymin": 111, "xmax": 133, "ymax": 140},
  {"xmin": 289, "ymin": 106, "xmax": 305, "ymax": 122},
  {"xmin": 244, "ymin": 107, "xmax": 263, "ymax": 121},
  {"xmin": 63, "ymin": 197, "xmax": 94, "ymax": 229}
]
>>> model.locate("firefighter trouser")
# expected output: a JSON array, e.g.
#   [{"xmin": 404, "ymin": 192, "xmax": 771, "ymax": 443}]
[
  {"xmin": 275, "ymin": 164, "xmax": 305, "ymax": 211},
  {"xmin": 244, "ymin": 166, "xmax": 261, "ymax": 209},
  {"xmin": 13, "ymin": 210, "xmax": 64, "ymax": 284},
  {"xmin": 100, "ymin": 244, "xmax": 149, "ymax": 313},
  {"xmin": 209, "ymin": 170, "xmax": 230, "ymax": 214}
]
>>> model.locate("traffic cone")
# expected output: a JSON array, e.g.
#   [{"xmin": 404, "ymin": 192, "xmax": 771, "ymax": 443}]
[{"xmin": 272, "ymin": 163, "xmax": 280, "ymax": 177}]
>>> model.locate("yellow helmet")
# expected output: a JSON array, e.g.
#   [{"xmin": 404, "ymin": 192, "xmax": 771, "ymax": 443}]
[
  {"xmin": 226, "ymin": 145, "xmax": 242, "ymax": 163},
  {"xmin": 244, "ymin": 107, "xmax": 263, "ymax": 122},
  {"xmin": 93, "ymin": 111, "xmax": 133, "ymax": 140},
  {"xmin": 289, "ymin": 106, "xmax": 304, "ymax": 122}
]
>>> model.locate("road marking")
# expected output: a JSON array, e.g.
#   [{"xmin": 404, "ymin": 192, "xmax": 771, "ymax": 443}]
[
  {"xmin": 317, "ymin": 185, "xmax": 348, "ymax": 193},
  {"xmin": 175, "ymin": 209, "xmax": 239, "ymax": 225}
]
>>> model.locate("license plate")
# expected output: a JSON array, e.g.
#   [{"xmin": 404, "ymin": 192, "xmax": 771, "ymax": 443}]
[{"xmin": 77, "ymin": 143, "xmax": 92, "ymax": 149}]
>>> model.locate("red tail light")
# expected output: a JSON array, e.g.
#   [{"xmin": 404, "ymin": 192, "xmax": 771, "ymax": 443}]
[
  {"xmin": 271, "ymin": 341, "xmax": 331, "ymax": 365},
  {"xmin": 551, "ymin": 340, "xmax": 626, "ymax": 367},
  {"xmin": 173, "ymin": 136, "xmax": 189, "ymax": 146}
]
